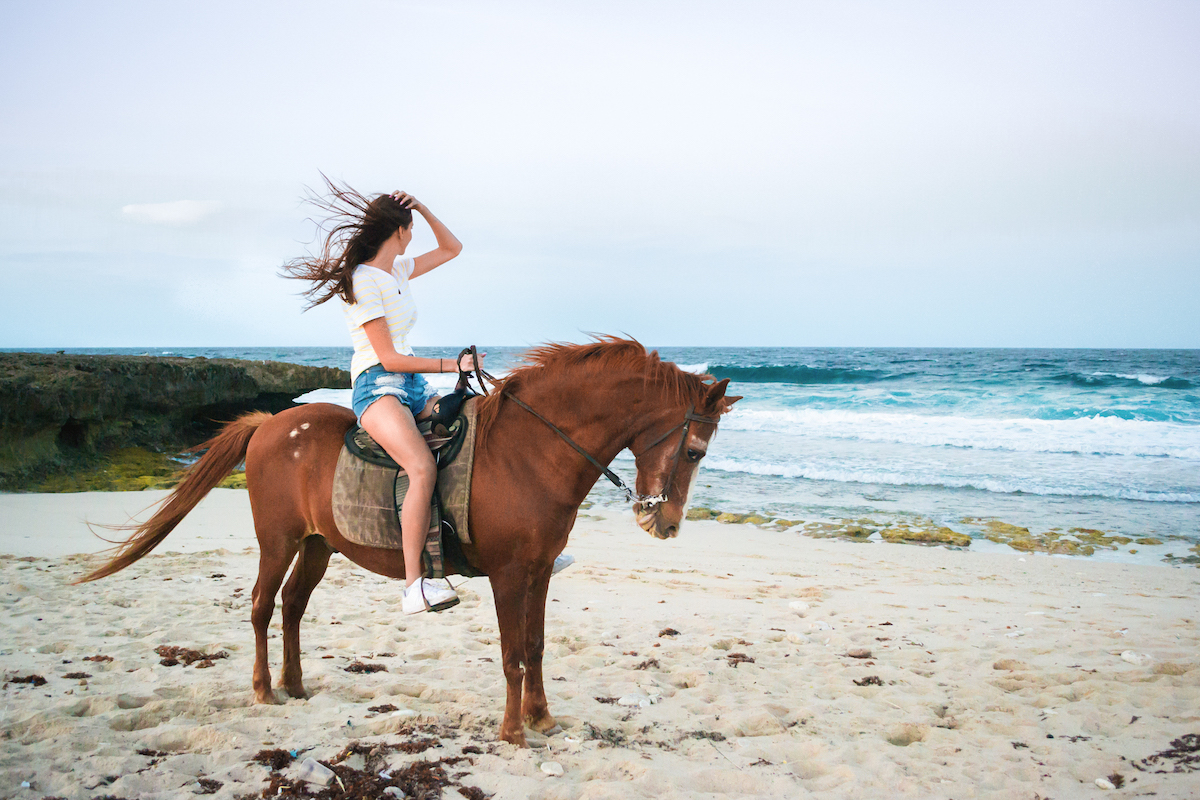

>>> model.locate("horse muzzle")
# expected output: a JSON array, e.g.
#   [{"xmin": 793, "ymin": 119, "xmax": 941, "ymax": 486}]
[{"xmin": 636, "ymin": 508, "xmax": 679, "ymax": 539}]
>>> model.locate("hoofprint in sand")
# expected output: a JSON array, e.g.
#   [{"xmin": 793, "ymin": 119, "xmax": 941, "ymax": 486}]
[{"xmin": 1, "ymin": 491, "xmax": 1198, "ymax": 799}]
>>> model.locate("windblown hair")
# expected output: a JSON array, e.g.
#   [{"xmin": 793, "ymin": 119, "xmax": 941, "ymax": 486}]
[
  {"xmin": 476, "ymin": 336, "xmax": 713, "ymax": 446},
  {"xmin": 280, "ymin": 175, "xmax": 413, "ymax": 309}
]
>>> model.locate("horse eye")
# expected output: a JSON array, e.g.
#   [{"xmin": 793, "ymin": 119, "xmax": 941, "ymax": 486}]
[{"xmin": 687, "ymin": 449, "xmax": 704, "ymax": 462}]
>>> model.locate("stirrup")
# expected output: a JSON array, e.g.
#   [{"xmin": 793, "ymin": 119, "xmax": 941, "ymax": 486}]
[{"xmin": 404, "ymin": 578, "xmax": 460, "ymax": 614}]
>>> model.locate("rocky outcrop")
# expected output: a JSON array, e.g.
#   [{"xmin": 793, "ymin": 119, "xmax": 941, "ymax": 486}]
[{"xmin": 0, "ymin": 353, "xmax": 349, "ymax": 487}]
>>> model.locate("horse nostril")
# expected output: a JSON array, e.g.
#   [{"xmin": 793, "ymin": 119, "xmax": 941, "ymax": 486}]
[{"xmin": 664, "ymin": 525, "xmax": 678, "ymax": 538}]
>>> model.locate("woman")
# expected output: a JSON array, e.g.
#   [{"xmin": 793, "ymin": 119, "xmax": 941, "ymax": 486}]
[{"xmin": 284, "ymin": 180, "xmax": 476, "ymax": 614}]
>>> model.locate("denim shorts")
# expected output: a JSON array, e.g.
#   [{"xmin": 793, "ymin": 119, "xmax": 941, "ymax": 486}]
[{"xmin": 351, "ymin": 365, "xmax": 436, "ymax": 422}]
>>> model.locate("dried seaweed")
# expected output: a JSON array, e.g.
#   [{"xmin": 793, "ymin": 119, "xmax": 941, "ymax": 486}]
[
  {"xmin": 254, "ymin": 756, "xmax": 482, "ymax": 800},
  {"xmin": 344, "ymin": 661, "xmax": 387, "ymax": 674},
  {"xmin": 64, "ymin": 672, "xmax": 92, "ymax": 679},
  {"xmin": 658, "ymin": 628, "xmax": 680, "ymax": 637},
  {"xmin": 853, "ymin": 676, "xmax": 883, "ymax": 686},
  {"xmin": 155, "ymin": 645, "xmax": 228, "ymax": 667},
  {"xmin": 583, "ymin": 722, "xmax": 628, "ymax": 747},
  {"xmin": 634, "ymin": 658, "xmax": 660, "ymax": 670},
  {"xmin": 726, "ymin": 653, "xmax": 755, "ymax": 667},
  {"xmin": 1133, "ymin": 733, "xmax": 1200, "ymax": 773},
  {"xmin": 368, "ymin": 704, "xmax": 399, "ymax": 713},
  {"xmin": 84, "ymin": 654, "xmax": 114, "ymax": 663},
  {"xmin": 252, "ymin": 748, "xmax": 295, "ymax": 771},
  {"xmin": 5, "ymin": 673, "xmax": 47, "ymax": 687}
]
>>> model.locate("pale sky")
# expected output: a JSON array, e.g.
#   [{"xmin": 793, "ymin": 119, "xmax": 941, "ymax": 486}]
[{"xmin": 1, "ymin": 0, "xmax": 1197, "ymax": 348}]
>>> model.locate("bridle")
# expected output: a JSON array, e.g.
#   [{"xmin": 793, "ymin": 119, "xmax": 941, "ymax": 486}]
[{"xmin": 454, "ymin": 346, "xmax": 720, "ymax": 508}]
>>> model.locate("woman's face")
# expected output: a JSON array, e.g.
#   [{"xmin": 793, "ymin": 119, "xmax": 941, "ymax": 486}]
[{"xmin": 396, "ymin": 223, "xmax": 413, "ymax": 253}]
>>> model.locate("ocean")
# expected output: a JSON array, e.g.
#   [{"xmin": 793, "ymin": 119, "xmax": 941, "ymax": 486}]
[{"xmin": 16, "ymin": 345, "xmax": 1200, "ymax": 565}]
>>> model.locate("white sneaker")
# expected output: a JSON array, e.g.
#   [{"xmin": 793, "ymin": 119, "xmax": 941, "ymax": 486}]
[
  {"xmin": 551, "ymin": 553, "xmax": 575, "ymax": 575},
  {"xmin": 402, "ymin": 578, "xmax": 460, "ymax": 614}
]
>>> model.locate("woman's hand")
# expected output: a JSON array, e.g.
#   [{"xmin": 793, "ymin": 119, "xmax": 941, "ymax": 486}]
[
  {"xmin": 390, "ymin": 191, "xmax": 425, "ymax": 214},
  {"xmin": 455, "ymin": 351, "xmax": 486, "ymax": 372}
]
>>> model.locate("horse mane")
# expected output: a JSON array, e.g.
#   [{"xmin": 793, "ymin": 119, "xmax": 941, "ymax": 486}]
[{"xmin": 475, "ymin": 336, "xmax": 712, "ymax": 447}]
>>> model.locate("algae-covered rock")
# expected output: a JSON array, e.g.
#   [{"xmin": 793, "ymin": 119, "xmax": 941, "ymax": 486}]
[
  {"xmin": 0, "ymin": 352, "xmax": 348, "ymax": 489},
  {"xmin": 984, "ymin": 521, "xmax": 1031, "ymax": 538},
  {"xmin": 218, "ymin": 472, "xmax": 248, "ymax": 490},
  {"xmin": 880, "ymin": 527, "xmax": 970, "ymax": 547},
  {"xmin": 1139, "ymin": 538, "xmax": 1163, "ymax": 546},
  {"xmin": 686, "ymin": 506, "xmax": 718, "ymax": 521},
  {"xmin": 742, "ymin": 514, "xmax": 772, "ymax": 526},
  {"xmin": 1046, "ymin": 540, "xmax": 1094, "ymax": 556},
  {"xmin": 716, "ymin": 512, "xmax": 750, "ymax": 524},
  {"xmin": 32, "ymin": 446, "xmax": 183, "ymax": 492}
]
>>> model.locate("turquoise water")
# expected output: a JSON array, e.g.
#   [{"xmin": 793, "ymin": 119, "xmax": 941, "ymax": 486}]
[{"xmin": 15, "ymin": 345, "xmax": 1199, "ymax": 564}]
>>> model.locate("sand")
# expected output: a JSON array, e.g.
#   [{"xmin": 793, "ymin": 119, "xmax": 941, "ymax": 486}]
[{"xmin": 1, "ymin": 490, "xmax": 1198, "ymax": 799}]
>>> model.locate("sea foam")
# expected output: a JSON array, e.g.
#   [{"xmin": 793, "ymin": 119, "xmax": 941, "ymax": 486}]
[{"xmin": 723, "ymin": 407, "xmax": 1200, "ymax": 460}]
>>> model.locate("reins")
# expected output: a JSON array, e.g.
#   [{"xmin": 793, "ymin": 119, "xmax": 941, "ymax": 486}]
[{"xmin": 452, "ymin": 346, "xmax": 718, "ymax": 507}]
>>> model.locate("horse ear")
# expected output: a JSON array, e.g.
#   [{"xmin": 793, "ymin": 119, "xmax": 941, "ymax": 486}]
[{"xmin": 703, "ymin": 378, "xmax": 741, "ymax": 415}]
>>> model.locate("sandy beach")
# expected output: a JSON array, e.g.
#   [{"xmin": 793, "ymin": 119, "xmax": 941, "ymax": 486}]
[{"xmin": 1, "ymin": 490, "xmax": 1198, "ymax": 799}]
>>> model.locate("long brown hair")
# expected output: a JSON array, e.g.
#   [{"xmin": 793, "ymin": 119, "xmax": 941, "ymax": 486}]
[{"xmin": 281, "ymin": 175, "xmax": 413, "ymax": 308}]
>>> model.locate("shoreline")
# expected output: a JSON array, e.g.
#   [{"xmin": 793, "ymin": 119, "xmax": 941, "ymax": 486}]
[
  {"xmin": 2, "ymin": 493, "xmax": 1199, "ymax": 798},
  {"xmin": 4, "ymin": 486, "xmax": 1196, "ymax": 570}
]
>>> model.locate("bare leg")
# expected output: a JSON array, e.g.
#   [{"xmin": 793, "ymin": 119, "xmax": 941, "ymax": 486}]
[
  {"xmin": 360, "ymin": 396, "xmax": 437, "ymax": 586},
  {"xmin": 279, "ymin": 536, "xmax": 333, "ymax": 698},
  {"xmin": 251, "ymin": 537, "xmax": 301, "ymax": 704}
]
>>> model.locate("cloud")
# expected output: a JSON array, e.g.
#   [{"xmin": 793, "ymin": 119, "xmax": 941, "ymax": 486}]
[{"xmin": 121, "ymin": 200, "xmax": 222, "ymax": 225}]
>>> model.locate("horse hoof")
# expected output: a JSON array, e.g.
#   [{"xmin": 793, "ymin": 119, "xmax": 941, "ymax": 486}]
[
  {"xmin": 499, "ymin": 730, "xmax": 529, "ymax": 748},
  {"xmin": 254, "ymin": 690, "xmax": 282, "ymax": 705}
]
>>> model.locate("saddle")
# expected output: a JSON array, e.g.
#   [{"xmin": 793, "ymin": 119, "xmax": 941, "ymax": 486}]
[{"xmin": 331, "ymin": 387, "xmax": 485, "ymax": 580}]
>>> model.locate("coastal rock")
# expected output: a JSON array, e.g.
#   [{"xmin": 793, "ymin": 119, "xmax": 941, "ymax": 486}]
[
  {"xmin": 880, "ymin": 526, "xmax": 970, "ymax": 547},
  {"xmin": 0, "ymin": 353, "xmax": 349, "ymax": 488}
]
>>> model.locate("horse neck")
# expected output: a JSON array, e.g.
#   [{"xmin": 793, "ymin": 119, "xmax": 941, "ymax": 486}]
[{"xmin": 502, "ymin": 368, "xmax": 675, "ymax": 504}]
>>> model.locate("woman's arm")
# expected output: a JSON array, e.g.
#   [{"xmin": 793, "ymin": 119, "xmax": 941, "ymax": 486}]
[
  {"xmin": 362, "ymin": 317, "xmax": 481, "ymax": 373},
  {"xmin": 391, "ymin": 192, "xmax": 462, "ymax": 279}
]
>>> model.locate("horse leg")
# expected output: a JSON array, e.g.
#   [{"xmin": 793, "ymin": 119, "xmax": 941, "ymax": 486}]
[
  {"xmin": 489, "ymin": 566, "xmax": 530, "ymax": 746},
  {"xmin": 251, "ymin": 537, "xmax": 301, "ymax": 704},
  {"xmin": 279, "ymin": 535, "xmax": 333, "ymax": 699},
  {"xmin": 521, "ymin": 564, "xmax": 560, "ymax": 735}
]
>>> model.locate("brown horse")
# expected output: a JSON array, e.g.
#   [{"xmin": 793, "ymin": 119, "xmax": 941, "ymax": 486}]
[{"xmin": 78, "ymin": 338, "xmax": 740, "ymax": 746}]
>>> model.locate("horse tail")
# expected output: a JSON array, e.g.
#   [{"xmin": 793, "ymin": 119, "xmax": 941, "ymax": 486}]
[{"xmin": 75, "ymin": 411, "xmax": 273, "ymax": 583}]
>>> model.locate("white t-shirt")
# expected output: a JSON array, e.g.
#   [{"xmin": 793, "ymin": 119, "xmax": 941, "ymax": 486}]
[{"xmin": 343, "ymin": 256, "xmax": 417, "ymax": 384}]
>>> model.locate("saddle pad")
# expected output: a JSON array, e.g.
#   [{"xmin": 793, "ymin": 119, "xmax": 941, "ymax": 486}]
[
  {"xmin": 329, "ymin": 398, "xmax": 480, "ymax": 576},
  {"xmin": 330, "ymin": 447, "xmax": 440, "ymax": 553}
]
